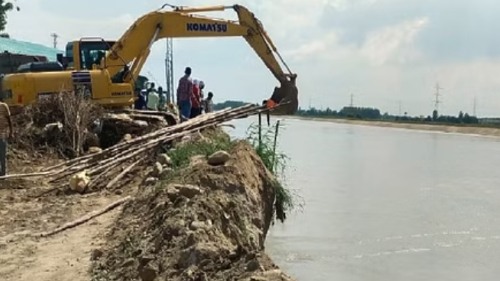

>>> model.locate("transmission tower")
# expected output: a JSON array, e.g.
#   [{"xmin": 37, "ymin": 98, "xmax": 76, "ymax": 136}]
[
  {"xmin": 50, "ymin": 33, "xmax": 59, "ymax": 49},
  {"xmin": 350, "ymin": 93, "xmax": 354, "ymax": 107},
  {"xmin": 434, "ymin": 83, "xmax": 442, "ymax": 112},
  {"xmin": 165, "ymin": 38, "xmax": 174, "ymax": 104}
]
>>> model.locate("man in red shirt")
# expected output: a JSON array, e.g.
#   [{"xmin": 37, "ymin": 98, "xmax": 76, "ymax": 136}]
[{"xmin": 190, "ymin": 80, "xmax": 201, "ymax": 118}]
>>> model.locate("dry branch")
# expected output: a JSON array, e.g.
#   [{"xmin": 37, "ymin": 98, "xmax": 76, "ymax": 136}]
[{"xmin": 34, "ymin": 196, "xmax": 132, "ymax": 238}]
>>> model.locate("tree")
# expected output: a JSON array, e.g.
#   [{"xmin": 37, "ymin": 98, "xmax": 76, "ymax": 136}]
[
  {"xmin": 432, "ymin": 109, "xmax": 438, "ymax": 121},
  {"xmin": 0, "ymin": 1, "xmax": 20, "ymax": 32},
  {"xmin": 458, "ymin": 111, "xmax": 464, "ymax": 123}
]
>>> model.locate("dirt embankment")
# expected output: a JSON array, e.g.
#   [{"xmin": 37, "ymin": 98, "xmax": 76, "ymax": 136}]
[
  {"xmin": 1, "ymin": 133, "xmax": 295, "ymax": 281},
  {"xmin": 91, "ymin": 141, "xmax": 294, "ymax": 281},
  {"xmin": 291, "ymin": 116, "xmax": 500, "ymax": 137}
]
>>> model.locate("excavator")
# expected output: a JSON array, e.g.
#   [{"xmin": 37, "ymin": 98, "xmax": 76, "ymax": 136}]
[{"xmin": 0, "ymin": 4, "xmax": 299, "ymax": 115}]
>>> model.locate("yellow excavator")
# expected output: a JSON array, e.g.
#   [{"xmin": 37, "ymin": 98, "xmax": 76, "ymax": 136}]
[{"xmin": 0, "ymin": 4, "xmax": 299, "ymax": 115}]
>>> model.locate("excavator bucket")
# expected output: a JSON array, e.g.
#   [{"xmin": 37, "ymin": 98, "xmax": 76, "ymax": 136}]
[{"xmin": 266, "ymin": 75, "xmax": 299, "ymax": 115}]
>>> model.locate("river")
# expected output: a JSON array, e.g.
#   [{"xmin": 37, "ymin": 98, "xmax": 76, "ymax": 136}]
[{"xmin": 227, "ymin": 116, "xmax": 500, "ymax": 281}]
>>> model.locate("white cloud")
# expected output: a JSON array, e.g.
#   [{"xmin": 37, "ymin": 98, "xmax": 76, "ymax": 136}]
[{"xmin": 360, "ymin": 17, "xmax": 429, "ymax": 65}]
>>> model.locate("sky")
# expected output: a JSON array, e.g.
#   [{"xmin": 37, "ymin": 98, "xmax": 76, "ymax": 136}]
[{"xmin": 5, "ymin": 0, "xmax": 500, "ymax": 117}]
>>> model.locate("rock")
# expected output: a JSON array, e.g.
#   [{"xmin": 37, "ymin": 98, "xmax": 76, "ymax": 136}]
[
  {"xmin": 178, "ymin": 243, "xmax": 220, "ymax": 269},
  {"xmin": 90, "ymin": 249, "xmax": 103, "ymax": 261},
  {"xmin": 159, "ymin": 168, "xmax": 173, "ymax": 180},
  {"xmin": 139, "ymin": 256, "xmax": 154, "ymax": 267},
  {"xmin": 87, "ymin": 146, "xmax": 102, "ymax": 154},
  {"xmin": 190, "ymin": 155, "xmax": 206, "ymax": 166},
  {"xmin": 145, "ymin": 177, "xmax": 158, "ymax": 185},
  {"xmin": 152, "ymin": 162, "xmax": 163, "ymax": 177},
  {"xmin": 189, "ymin": 220, "xmax": 206, "ymax": 231},
  {"xmin": 121, "ymin": 258, "xmax": 135, "ymax": 267},
  {"xmin": 114, "ymin": 189, "xmax": 123, "ymax": 195},
  {"xmin": 246, "ymin": 259, "xmax": 261, "ymax": 271},
  {"xmin": 69, "ymin": 171, "xmax": 90, "ymax": 193},
  {"xmin": 157, "ymin": 154, "xmax": 172, "ymax": 166},
  {"xmin": 176, "ymin": 184, "xmax": 202, "ymax": 198},
  {"xmin": 166, "ymin": 187, "xmax": 179, "ymax": 201},
  {"xmin": 138, "ymin": 266, "xmax": 157, "ymax": 281},
  {"xmin": 122, "ymin": 134, "xmax": 132, "ymax": 142},
  {"xmin": 207, "ymin": 150, "xmax": 230, "ymax": 166}
]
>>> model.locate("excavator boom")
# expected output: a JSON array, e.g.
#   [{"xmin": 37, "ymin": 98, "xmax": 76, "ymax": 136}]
[{"xmin": 104, "ymin": 4, "xmax": 298, "ymax": 115}]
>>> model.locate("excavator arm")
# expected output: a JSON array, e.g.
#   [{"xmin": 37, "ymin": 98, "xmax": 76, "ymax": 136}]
[{"xmin": 102, "ymin": 4, "xmax": 298, "ymax": 115}]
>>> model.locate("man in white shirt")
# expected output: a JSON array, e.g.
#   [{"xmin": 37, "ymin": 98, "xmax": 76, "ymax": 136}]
[{"xmin": 147, "ymin": 89, "xmax": 160, "ymax": 111}]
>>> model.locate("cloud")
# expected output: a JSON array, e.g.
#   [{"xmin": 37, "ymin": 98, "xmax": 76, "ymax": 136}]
[{"xmin": 4, "ymin": 0, "xmax": 500, "ymax": 116}]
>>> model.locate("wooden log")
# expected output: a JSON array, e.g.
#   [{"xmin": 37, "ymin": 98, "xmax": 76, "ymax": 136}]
[
  {"xmin": 106, "ymin": 158, "xmax": 143, "ymax": 189},
  {"xmin": 34, "ymin": 196, "xmax": 132, "ymax": 238}
]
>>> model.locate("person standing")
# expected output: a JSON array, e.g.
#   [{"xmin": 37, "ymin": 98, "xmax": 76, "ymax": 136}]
[
  {"xmin": 147, "ymin": 87, "xmax": 159, "ymax": 110},
  {"xmin": 190, "ymin": 79, "xmax": 201, "ymax": 118},
  {"xmin": 203, "ymin": 92, "xmax": 214, "ymax": 113},
  {"xmin": 157, "ymin": 86, "xmax": 166, "ymax": 111},
  {"xmin": 176, "ymin": 67, "xmax": 193, "ymax": 121},
  {"xmin": 198, "ymin": 81, "xmax": 205, "ymax": 115},
  {"xmin": 0, "ymin": 97, "xmax": 13, "ymax": 176}
]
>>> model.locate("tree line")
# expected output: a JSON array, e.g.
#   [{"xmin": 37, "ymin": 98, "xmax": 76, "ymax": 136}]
[{"xmin": 296, "ymin": 106, "xmax": 480, "ymax": 124}]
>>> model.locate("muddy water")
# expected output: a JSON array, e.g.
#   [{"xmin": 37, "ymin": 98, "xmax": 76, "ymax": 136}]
[{"xmin": 228, "ymin": 116, "xmax": 500, "ymax": 281}]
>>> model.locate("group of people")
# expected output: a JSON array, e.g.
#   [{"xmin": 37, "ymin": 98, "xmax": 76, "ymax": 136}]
[
  {"xmin": 176, "ymin": 67, "xmax": 214, "ymax": 122},
  {"xmin": 134, "ymin": 66, "xmax": 215, "ymax": 123},
  {"xmin": 134, "ymin": 83, "xmax": 167, "ymax": 111}
]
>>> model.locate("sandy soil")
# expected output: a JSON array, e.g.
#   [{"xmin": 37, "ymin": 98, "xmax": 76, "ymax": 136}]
[
  {"xmin": 0, "ymin": 154, "xmax": 134, "ymax": 281},
  {"xmin": 289, "ymin": 116, "xmax": 500, "ymax": 137}
]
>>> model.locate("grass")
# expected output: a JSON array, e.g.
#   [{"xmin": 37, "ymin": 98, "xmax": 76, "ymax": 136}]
[{"xmin": 245, "ymin": 121, "xmax": 295, "ymax": 223}]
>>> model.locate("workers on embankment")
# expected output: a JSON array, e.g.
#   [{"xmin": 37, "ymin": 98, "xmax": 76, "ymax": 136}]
[{"xmin": 0, "ymin": 95, "xmax": 13, "ymax": 176}]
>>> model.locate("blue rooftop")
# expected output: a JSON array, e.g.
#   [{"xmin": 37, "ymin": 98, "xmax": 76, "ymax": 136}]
[{"xmin": 0, "ymin": 37, "xmax": 62, "ymax": 61}]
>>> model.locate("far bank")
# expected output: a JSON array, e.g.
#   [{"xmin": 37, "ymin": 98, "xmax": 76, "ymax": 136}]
[{"xmin": 288, "ymin": 116, "xmax": 500, "ymax": 138}]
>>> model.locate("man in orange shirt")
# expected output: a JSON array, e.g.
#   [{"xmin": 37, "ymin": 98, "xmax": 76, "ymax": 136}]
[
  {"xmin": 190, "ymin": 80, "xmax": 201, "ymax": 118},
  {"xmin": 0, "ymin": 95, "xmax": 13, "ymax": 176}
]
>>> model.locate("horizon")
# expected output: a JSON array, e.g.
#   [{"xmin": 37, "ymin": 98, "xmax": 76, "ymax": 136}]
[{"xmin": 4, "ymin": 0, "xmax": 500, "ymax": 117}]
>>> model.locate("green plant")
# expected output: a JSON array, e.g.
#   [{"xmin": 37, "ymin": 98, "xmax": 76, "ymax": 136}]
[
  {"xmin": 168, "ymin": 132, "xmax": 234, "ymax": 169},
  {"xmin": 245, "ymin": 121, "xmax": 294, "ymax": 222}
]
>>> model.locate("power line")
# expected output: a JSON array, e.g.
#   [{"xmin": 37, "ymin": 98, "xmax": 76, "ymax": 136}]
[{"xmin": 50, "ymin": 33, "xmax": 59, "ymax": 49}]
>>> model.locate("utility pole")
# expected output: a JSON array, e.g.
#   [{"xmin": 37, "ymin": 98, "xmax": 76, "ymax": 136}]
[
  {"xmin": 350, "ymin": 93, "xmax": 354, "ymax": 107},
  {"xmin": 434, "ymin": 83, "xmax": 442, "ymax": 112},
  {"xmin": 398, "ymin": 100, "xmax": 402, "ymax": 116},
  {"xmin": 164, "ymin": 38, "xmax": 174, "ymax": 104},
  {"xmin": 50, "ymin": 33, "xmax": 59, "ymax": 49}
]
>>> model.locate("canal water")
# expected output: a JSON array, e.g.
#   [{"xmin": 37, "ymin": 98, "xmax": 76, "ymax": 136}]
[{"xmin": 227, "ymin": 116, "xmax": 500, "ymax": 281}]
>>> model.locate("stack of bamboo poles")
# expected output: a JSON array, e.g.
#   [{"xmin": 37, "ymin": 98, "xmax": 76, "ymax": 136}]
[{"xmin": 0, "ymin": 104, "xmax": 267, "ymax": 185}]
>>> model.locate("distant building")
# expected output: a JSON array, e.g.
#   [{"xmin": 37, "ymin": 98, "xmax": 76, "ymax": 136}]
[{"xmin": 0, "ymin": 37, "xmax": 61, "ymax": 61}]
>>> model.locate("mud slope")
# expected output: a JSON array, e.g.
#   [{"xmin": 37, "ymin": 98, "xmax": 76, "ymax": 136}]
[{"xmin": 92, "ymin": 141, "xmax": 295, "ymax": 281}]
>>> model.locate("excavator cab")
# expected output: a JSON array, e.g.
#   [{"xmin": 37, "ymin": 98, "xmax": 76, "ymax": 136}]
[{"xmin": 60, "ymin": 39, "xmax": 116, "ymax": 71}]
